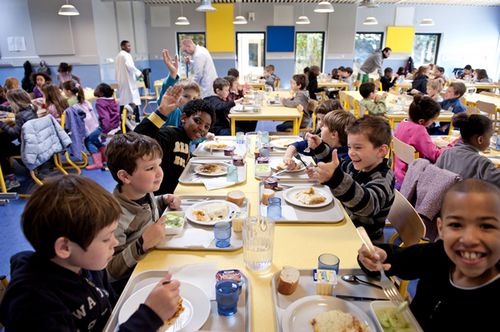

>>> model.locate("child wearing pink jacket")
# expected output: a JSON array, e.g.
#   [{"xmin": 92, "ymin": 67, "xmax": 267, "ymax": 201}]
[{"xmin": 394, "ymin": 95, "xmax": 450, "ymax": 188}]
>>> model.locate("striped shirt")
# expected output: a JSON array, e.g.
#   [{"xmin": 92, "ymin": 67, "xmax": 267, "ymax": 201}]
[{"xmin": 324, "ymin": 159, "xmax": 395, "ymax": 240}]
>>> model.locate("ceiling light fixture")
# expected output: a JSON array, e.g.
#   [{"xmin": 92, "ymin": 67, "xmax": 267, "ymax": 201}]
[
  {"xmin": 363, "ymin": 16, "xmax": 378, "ymax": 25},
  {"xmin": 175, "ymin": 3, "xmax": 190, "ymax": 25},
  {"xmin": 314, "ymin": 1, "xmax": 334, "ymax": 13},
  {"xmin": 196, "ymin": 0, "xmax": 216, "ymax": 12},
  {"xmin": 420, "ymin": 18, "xmax": 435, "ymax": 26},
  {"xmin": 296, "ymin": 4, "xmax": 310, "ymax": 25},
  {"xmin": 358, "ymin": 0, "xmax": 379, "ymax": 8},
  {"xmin": 233, "ymin": 0, "xmax": 247, "ymax": 25},
  {"xmin": 58, "ymin": 0, "xmax": 79, "ymax": 16}
]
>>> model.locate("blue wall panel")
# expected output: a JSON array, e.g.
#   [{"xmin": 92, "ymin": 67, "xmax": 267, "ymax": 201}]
[{"xmin": 267, "ymin": 26, "xmax": 295, "ymax": 52}]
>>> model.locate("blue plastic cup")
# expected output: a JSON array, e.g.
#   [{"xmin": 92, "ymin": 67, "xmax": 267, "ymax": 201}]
[
  {"xmin": 214, "ymin": 222, "xmax": 231, "ymax": 248},
  {"xmin": 216, "ymin": 280, "xmax": 239, "ymax": 316}
]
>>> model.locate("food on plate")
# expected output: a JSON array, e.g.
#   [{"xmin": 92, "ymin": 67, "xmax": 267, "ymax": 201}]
[
  {"xmin": 313, "ymin": 269, "xmax": 337, "ymax": 296},
  {"xmin": 310, "ymin": 310, "xmax": 369, "ymax": 332},
  {"xmin": 295, "ymin": 187, "xmax": 327, "ymax": 205},
  {"xmin": 273, "ymin": 139, "xmax": 298, "ymax": 149},
  {"xmin": 162, "ymin": 212, "xmax": 185, "ymax": 235},
  {"xmin": 226, "ymin": 190, "xmax": 246, "ymax": 207},
  {"xmin": 277, "ymin": 266, "xmax": 300, "ymax": 295},
  {"xmin": 192, "ymin": 203, "xmax": 229, "ymax": 222},
  {"xmin": 261, "ymin": 189, "xmax": 275, "ymax": 205},
  {"xmin": 275, "ymin": 161, "xmax": 300, "ymax": 171},
  {"xmin": 196, "ymin": 163, "xmax": 226, "ymax": 175},
  {"xmin": 375, "ymin": 308, "xmax": 416, "ymax": 332},
  {"xmin": 165, "ymin": 298, "xmax": 185, "ymax": 326},
  {"xmin": 204, "ymin": 142, "xmax": 229, "ymax": 150}
]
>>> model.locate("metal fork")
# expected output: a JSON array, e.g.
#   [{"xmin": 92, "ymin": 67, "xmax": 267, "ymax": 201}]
[{"xmin": 356, "ymin": 226, "xmax": 403, "ymax": 305}]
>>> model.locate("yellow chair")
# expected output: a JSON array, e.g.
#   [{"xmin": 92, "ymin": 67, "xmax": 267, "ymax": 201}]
[
  {"xmin": 274, "ymin": 78, "xmax": 281, "ymax": 90},
  {"xmin": 299, "ymin": 100, "xmax": 319, "ymax": 135},
  {"xmin": 339, "ymin": 90, "xmax": 349, "ymax": 111},
  {"xmin": 154, "ymin": 79, "xmax": 163, "ymax": 99},
  {"xmin": 110, "ymin": 83, "xmax": 119, "ymax": 101},
  {"xmin": 386, "ymin": 190, "xmax": 427, "ymax": 298},
  {"xmin": 60, "ymin": 111, "xmax": 88, "ymax": 170},
  {"xmin": 477, "ymin": 100, "xmax": 499, "ymax": 130},
  {"xmin": 0, "ymin": 163, "xmax": 7, "ymax": 193},
  {"xmin": 315, "ymin": 91, "xmax": 329, "ymax": 102},
  {"xmin": 392, "ymin": 136, "xmax": 419, "ymax": 171},
  {"xmin": 137, "ymin": 81, "xmax": 157, "ymax": 115}
]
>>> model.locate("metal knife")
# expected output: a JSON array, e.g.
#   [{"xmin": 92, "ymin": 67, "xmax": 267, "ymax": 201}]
[{"xmin": 335, "ymin": 294, "xmax": 388, "ymax": 301}]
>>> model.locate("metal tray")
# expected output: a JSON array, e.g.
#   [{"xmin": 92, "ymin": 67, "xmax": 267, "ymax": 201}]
[
  {"xmin": 230, "ymin": 104, "xmax": 261, "ymax": 113},
  {"xmin": 156, "ymin": 195, "xmax": 248, "ymax": 251},
  {"xmin": 193, "ymin": 138, "xmax": 248, "ymax": 157},
  {"xmin": 254, "ymin": 155, "xmax": 315, "ymax": 181},
  {"xmin": 272, "ymin": 268, "xmax": 386, "ymax": 332},
  {"xmin": 258, "ymin": 182, "xmax": 344, "ymax": 224},
  {"xmin": 105, "ymin": 267, "xmax": 251, "ymax": 332},
  {"xmin": 179, "ymin": 157, "xmax": 247, "ymax": 186},
  {"xmin": 267, "ymin": 136, "xmax": 303, "ymax": 155}
]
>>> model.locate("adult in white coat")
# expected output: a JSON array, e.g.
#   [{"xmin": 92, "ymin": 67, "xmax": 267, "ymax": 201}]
[
  {"xmin": 115, "ymin": 40, "xmax": 142, "ymax": 120},
  {"xmin": 181, "ymin": 39, "xmax": 218, "ymax": 98}
]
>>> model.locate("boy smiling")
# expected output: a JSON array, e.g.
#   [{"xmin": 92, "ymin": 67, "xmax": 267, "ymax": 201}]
[
  {"xmin": 311, "ymin": 115, "xmax": 395, "ymax": 241},
  {"xmin": 358, "ymin": 179, "xmax": 500, "ymax": 331}
]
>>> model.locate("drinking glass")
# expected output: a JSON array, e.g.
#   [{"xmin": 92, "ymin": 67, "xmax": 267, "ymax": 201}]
[
  {"xmin": 214, "ymin": 222, "xmax": 231, "ymax": 248},
  {"xmin": 236, "ymin": 131, "xmax": 245, "ymax": 144},
  {"xmin": 215, "ymin": 280, "xmax": 239, "ymax": 316},
  {"xmin": 267, "ymin": 197, "xmax": 282, "ymax": 220},
  {"xmin": 318, "ymin": 253, "xmax": 340, "ymax": 273},
  {"xmin": 243, "ymin": 216, "xmax": 274, "ymax": 272},
  {"xmin": 226, "ymin": 165, "xmax": 238, "ymax": 183}
]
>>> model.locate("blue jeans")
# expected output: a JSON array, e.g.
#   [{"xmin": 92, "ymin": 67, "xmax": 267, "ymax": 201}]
[{"xmin": 85, "ymin": 128, "xmax": 103, "ymax": 154}]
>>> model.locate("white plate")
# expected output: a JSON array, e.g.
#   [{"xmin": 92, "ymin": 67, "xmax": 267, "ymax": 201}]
[
  {"xmin": 282, "ymin": 186, "xmax": 333, "ymax": 208},
  {"xmin": 270, "ymin": 160, "xmax": 306, "ymax": 173},
  {"xmin": 185, "ymin": 200, "xmax": 241, "ymax": 226},
  {"xmin": 202, "ymin": 141, "xmax": 234, "ymax": 151},
  {"xmin": 118, "ymin": 282, "xmax": 210, "ymax": 332},
  {"xmin": 282, "ymin": 295, "xmax": 376, "ymax": 332},
  {"xmin": 270, "ymin": 138, "xmax": 301, "ymax": 149},
  {"xmin": 194, "ymin": 163, "xmax": 228, "ymax": 177}
]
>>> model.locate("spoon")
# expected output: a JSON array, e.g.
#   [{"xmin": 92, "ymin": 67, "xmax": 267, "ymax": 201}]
[{"xmin": 341, "ymin": 274, "xmax": 383, "ymax": 289}]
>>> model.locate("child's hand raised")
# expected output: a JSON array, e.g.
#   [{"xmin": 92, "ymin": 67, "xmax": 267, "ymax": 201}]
[
  {"xmin": 158, "ymin": 85, "xmax": 183, "ymax": 116},
  {"xmin": 309, "ymin": 149, "xmax": 340, "ymax": 183},
  {"xmin": 358, "ymin": 244, "xmax": 391, "ymax": 272},
  {"xmin": 164, "ymin": 194, "xmax": 181, "ymax": 210},
  {"xmin": 162, "ymin": 49, "xmax": 178, "ymax": 78},
  {"xmin": 144, "ymin": 273, "xmax": 181, "ymax": 322}
]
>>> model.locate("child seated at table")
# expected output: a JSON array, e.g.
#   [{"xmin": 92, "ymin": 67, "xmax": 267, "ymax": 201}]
[
  {"xmin": 310, "ymin": 115, "xmax": 395, "ymax": 241},
  {"xmin": 106, "ymin": 132, "xmax": 181, "ymax": 292},
  {"xmin": 94, "ymin": 83, "xmax": 120, "ymax": 135},
  {"xmin": 428, "ymin": 82, "xmax": 467, "ymax": 135},
  {"xmin": 277, "ymin": 74, "xmax": 310, "ymax": 132},
  {"xmin": 224, "ymin": 75, "xmax": 239, "ymax": 102},
  {"xmin": 32, "ymin": 72, "xmax": 52, "ymax": 99},
  {"xmin": 204, "ymin": 77, "xmax": 242, "ymax": 135},
  {"xmin": 135, "ymin": 86, "xmax": 215, "ymax": 194},
  {"xmin": 380, "ymin": 67, "xmax": 397, "ymax": 92},
  {"xmin": 358, "ymin": 179, "xmax": 500, "ymax": 331},
  {"xmin": 359, "ymin": 82, "xmax": 388, "ymax": 116},
  {"xmin": 394, "ymin": 95, "xmax": 449, "ymax": 188},
  {"xmin": 0, "ymin": 89, "xmax": 37, "ymax": 190},
  {"xmin": 0, "ymin": 175, "xmax": 182, "ymax": 331},
  {"xmin": 42, "ymin": 83, "xmax": 68, "ymax": 122},
  {"xmin": 262, "ymin": 64, "xmax": 279, "ymax": 90},
  {"xmin": 435, "ymin": 113, "xmax": 499, "ymax": 186},
  {"xmin": 284, "ymin": 107, "xmax": 355, "ymax": 168},
  {"xmin": 426, "ymin": 79, "xmax": 443, "ymax": 102}
]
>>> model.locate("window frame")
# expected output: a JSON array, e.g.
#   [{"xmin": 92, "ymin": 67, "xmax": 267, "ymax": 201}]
[
  {"xmin": 294, "ymin": 31, "xmax": 326, "ymax": 73},
  {"xmin": 235, "ymin": 31, "xmax": 267, "ymax": 75},
  {"xmin": 354, "ymin": 32, "xmax": 384, "ymax": 64},
  {"xmin": 413, "ymin": 33, "xmax": 441, "ymax": 65}
]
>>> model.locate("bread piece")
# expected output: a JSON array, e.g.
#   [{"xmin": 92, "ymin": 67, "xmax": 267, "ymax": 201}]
[
  {"xmin": 277, "ymin": 266, "xmax": 300, "ymax": 295},
  {"xmin": 261, "ymin": 189, "xmax": 275, "ymax": 205},
  {"xmin": 227, "ymin": 190, "xmax": 245, "ymax": 207}
]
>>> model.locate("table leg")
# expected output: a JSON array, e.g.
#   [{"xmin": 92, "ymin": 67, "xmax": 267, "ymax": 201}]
[
  {"xmin": 389, "ymin": 119, "xmax": 396, "ymax": 130},
  {"xmin": 292, "ymin": 118, "xmax": 299, "ymax": 135},
  {"xmin": 231, "ymin": 118, "xmax": 236, "ymax": 136},
  {"xmin": 0, "ymin": 164, "xmax": 7, "ymax": 193}
]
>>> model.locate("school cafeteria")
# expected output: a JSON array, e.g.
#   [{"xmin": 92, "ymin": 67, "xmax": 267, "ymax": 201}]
[{"xmin": 0, "ymin": 0, "xmax": 499, "ymax": 331}]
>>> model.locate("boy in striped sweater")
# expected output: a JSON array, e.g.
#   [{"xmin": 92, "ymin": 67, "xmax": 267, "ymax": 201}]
[{"xmin": 309, "ymin": 115, "xmax": 395, "ymax": 241}]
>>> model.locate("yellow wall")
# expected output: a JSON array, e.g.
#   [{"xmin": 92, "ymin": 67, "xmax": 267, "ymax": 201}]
[
  {"xmin": 206, "ymin": 4, "xmax": 235, "ymax": 53},
  {"xmin": 386, "ymin": 26, "xmax": 415, "ymax": 53}
]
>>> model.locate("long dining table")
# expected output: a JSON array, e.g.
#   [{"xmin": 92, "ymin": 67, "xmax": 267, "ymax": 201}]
[{"xmin": 127, "ymin": 136, "xmax": 364, "ymax": 332}]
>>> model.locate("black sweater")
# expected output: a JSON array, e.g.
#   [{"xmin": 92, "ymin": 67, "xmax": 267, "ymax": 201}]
[
  {"xmin": 0, "ymin": 251, "xmax": 162, "ymax": 331},
  {"xmin": 203, "ymin": 95, "xmax": 235, "ymax": 134},
  {"xmin": 0, "ymin": 106, "xmax": 37, "ymax": 140},
  {"xmin": 307, "ymin": 73, "xmax": 323, "ymax": 100},
  {"xmin": 360, "ymin": 241, "xmax": 500, "ymax": 332},
  {"xmin": 135, "ymin": 114, "xmax": 191, "ymax": 194}
]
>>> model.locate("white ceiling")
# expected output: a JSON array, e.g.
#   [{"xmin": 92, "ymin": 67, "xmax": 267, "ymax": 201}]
[{"xmin": 143, "ymin": 0, "xmax": 500, "ymax": 6}]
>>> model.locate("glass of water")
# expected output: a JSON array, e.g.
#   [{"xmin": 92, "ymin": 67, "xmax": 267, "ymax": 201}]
[{"xmin": 243, "ymin": 216, "xmax": 274, "ymax": 272}]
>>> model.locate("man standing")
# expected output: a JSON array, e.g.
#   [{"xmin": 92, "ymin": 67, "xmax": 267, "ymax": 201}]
[
  {"xmin": 115, "ymin": 40, "xmax": 142, "ymax": 121},
  {"xmin": 181, "ymin": 39, "xmax": 218, "ymax": 98},
  {"xmin": 359, "ymin": 47, "xmax": 392, "ymax": 84}
]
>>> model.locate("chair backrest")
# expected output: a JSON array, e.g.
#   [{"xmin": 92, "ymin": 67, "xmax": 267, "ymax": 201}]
[
  {"xmin": 392, "ymin": 136, "xmax": 419, "ymax": 166},
  {"xmin": 466, "ymin": 105, "xmax": 480, "ymax": 115},
  {"xmin": 307, "ymin": 99, "xmax": 319, "ymax": 113},
  {"xmin": 297, "ymin": 104, "xmax": 304, "ymax": 125},
  {"xmin": 387, "ymin": 190, "xmax": 426, "ymax": 246},
  {"xmin": 339, "ymin": 90, "xmax": 349, "ymax": 111},
  {"xmin": 476, "ymin": 100, "xmax": 498, "ymax": 129},
  {"xmin": 274, "ymin": 78, "xmax": 281, "ymax": 90}
]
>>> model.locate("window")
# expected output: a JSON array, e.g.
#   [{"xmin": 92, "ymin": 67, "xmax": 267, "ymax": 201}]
[
  {"xmin": 176, "ymin": 32, "xmax": 206, "ymax": 79},
  {"xmin": 236, "ymin": 32, "xmax": 266, "ymax": 79},
  {"xmin": 413, "ymin": 33, "xmax": 441, "ymax": 66},
  {"xmin": 354, "ymin": 32, "xmax": 383, "ymax": 65},
  {"xmin": 295, "ymin": 32, "xmax": 325, "ymax": 74}
]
